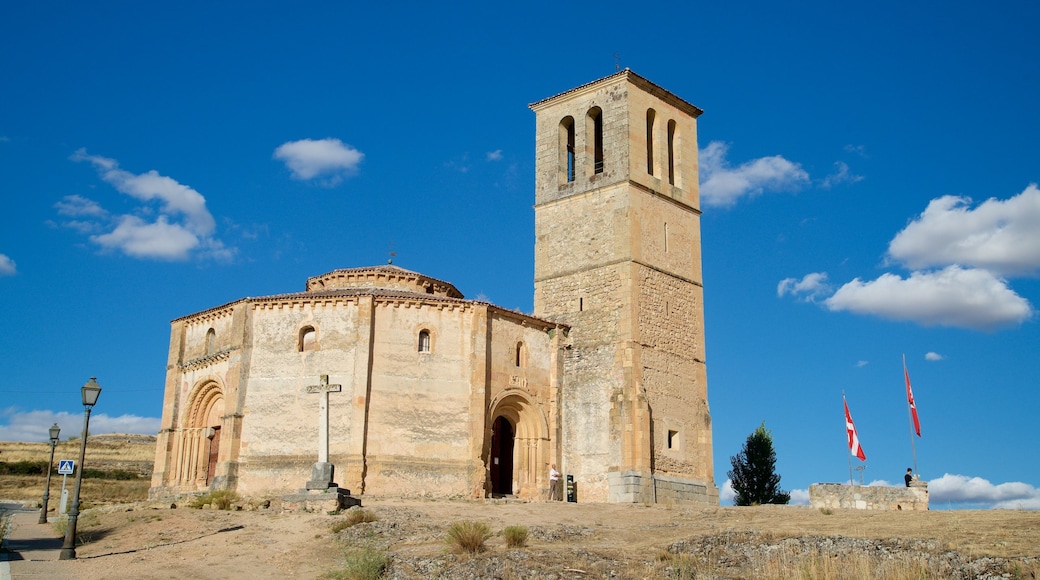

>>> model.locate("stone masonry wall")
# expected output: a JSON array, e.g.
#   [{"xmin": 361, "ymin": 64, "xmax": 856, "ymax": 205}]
[{"xmin": 809, "ymin": 483, "xmax": 929, "ymax": 511}]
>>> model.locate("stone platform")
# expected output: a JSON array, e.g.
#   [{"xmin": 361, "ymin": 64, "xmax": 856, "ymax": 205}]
[{"xmin": 281, "ymin": 486, "xmax": 361, "ymax": 512}]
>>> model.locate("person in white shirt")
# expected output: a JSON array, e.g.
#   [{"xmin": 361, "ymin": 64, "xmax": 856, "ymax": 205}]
[{"xmin": 548, "ymin": 464, "xmax": 562, "ymax": 501}]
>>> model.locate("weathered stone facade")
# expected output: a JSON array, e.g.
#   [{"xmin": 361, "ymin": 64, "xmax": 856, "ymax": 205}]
[
  {"xmin": 151, "ymin": 71, "xmax": 717, "ymax": 505},
  {"xmin": 150, "ymin": 266, "xmax": 565, "ymax": 501},
  {"xmin": 530, "ymin": 70, "xmax": 717, "ymax": 504},
  {"xmin": 809, "ymin": 483, "xmax": 930, "ymax": 511}
]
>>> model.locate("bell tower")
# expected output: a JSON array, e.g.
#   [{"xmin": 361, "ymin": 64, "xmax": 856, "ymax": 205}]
[{"xmin": 530, "ymin": 70, "xmax": 717, "ymax": 504}]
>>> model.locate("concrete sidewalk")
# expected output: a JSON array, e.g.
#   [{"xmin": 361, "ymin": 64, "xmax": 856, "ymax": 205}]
[{"xmin": 1, "ymin": 505, "xmax": 65, "ymax": 580}]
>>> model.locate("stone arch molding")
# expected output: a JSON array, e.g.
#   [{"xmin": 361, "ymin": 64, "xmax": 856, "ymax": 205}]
[
  {"xmin": 486, "ymin": 389, "xmax": 551, "ymax": 499},
  {"xmin": 185, "ymin": 377, "xmax": 225, "ymax": 429},
  {"xmin": 487, "ymin": 389, "xmax": 548, "ymax": 440},
  {"xmin": 174, "ymin": 377, "xmax": 227, "ymax": 488}
]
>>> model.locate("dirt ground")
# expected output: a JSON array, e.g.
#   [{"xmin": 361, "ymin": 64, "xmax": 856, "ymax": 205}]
[{"xmin": 5, "ymin": 497, "xmax": 1040, "ymax": 579}]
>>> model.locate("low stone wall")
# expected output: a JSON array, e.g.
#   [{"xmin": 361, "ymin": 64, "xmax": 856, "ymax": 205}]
[
  {"xmin": 607, "ymin": 471, "xmax": 718, "ymax": 505},
  {"xmin": 809, "ymin": 483, "xmax": 928, "ymax": 511}
]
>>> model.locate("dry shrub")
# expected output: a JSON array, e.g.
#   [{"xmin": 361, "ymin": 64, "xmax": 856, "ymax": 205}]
[
  {"xmin": 446, "ymin": 520, "xmax": 492, "ymax": 554},
  {"xmin": 325, "ymin": 547, "xmax": 389, "ymax": 580},
  {"xmin": 502, "ymin": 525, "xmax": 529, "ymax": 548},
  {"xmin": 331, "ymin": 508, "xmax": 379, "ymax": 533},
  {"xmin": 189, "ymin": 490, "xmax": 240, "ymax": 510}
]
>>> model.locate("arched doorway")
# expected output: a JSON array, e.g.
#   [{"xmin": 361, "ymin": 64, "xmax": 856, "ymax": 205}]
[
  {"xmin": 490, "ymin": 415, "xmax": 515, "ymax": 495},
  {"xmin": 181, "ymin": 380, "xmax": 225, "ymax": 488}
]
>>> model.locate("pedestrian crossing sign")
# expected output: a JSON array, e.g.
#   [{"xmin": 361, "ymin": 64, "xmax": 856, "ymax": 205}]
[{"xmin": 58, "ymin": 459, "xmax": 75, "ymax": 475}]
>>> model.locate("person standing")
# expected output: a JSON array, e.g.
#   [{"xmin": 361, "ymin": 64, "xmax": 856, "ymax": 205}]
[
  {"xmin": 904, "ymin": 468, "xmax": 914, "ymax": 487},
  {"xmin": 548, "ymin": 464, "xmax": 562, "ymax": 500}
]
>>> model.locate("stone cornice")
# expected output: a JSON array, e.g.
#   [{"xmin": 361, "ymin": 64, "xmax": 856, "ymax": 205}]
[
  {"xmin": 529, "ymin": 68, "xmax": 703, "ymax": 119},
  {"xmin": 178, "ymin": 347, "xmax": 238, "ymax": 371}
]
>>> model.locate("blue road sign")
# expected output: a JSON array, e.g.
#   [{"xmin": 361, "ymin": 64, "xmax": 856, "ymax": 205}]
[{"xmin": 58, "ymin": 459, "xmax": 75, "ymax": 475}]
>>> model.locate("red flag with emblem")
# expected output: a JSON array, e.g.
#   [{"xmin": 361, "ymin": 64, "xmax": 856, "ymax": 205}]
[
  {"xmin": 905, "ymin": 361, "xmax": 921, "ymax": 437},
  {"xmin": 844, "ymin": 397, "xmax": 866, "ymax": 461}
]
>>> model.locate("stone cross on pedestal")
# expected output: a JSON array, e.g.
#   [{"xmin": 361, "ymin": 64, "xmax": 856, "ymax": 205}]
[{"xmin": 305, "ymin": 374, "xmax": 341, "ymax": 490}]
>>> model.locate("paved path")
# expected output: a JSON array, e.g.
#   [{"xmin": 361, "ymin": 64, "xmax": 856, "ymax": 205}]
[{"xmin": 0, "ymin": 503, "xmax": 65, "ymax": 580}]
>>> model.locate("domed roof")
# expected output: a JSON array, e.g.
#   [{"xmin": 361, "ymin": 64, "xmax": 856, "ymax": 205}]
[{"xmin": 304, "ymin": 265, "xmax": 463, "ymax": 299}]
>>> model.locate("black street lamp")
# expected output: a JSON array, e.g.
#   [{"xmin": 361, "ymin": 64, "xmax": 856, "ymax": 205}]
[
  {"xmin": 38, "ymin": 422, "xmax": 61, "ymax": 524},
  {"xmin": 58, "ymin": 377, "xmax": 101, "ymax": 560}
]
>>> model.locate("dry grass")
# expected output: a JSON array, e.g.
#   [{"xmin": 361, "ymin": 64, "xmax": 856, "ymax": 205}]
[
  {"xmin": 0, "ymin": 436, "xmax": 155, "ymax": 508},
  {"xmin": 0, "ymin": 435, "xmax": 156, "ymax": 465}
]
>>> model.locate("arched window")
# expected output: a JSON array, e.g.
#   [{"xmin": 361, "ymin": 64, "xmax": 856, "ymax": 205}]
[
  {"xmin": 205, "ymin": 328, "xmax": 216, "ymax": 355},
  {"xmin": 646, "ymin": 109, "xmax": 657, "ymax": 176},
  {"xmin": 586, "ymin": 107, "xmax": 604, "ymax": 175},
  {"xmin": 418, "ymin": 329, "xmax": 431, "ymax": 353},
  {"xmin": 559, "ymin": 116, "xmax": 576, "ymax": 184},
  {"xmin": 515, "ymin": 341, "xmax": 525, "ymax": 367},
  {"xmin": 667, "ymin": 119, "xmax": 678, "ymax": 186},
  {"xmin": 299, "ymin": 326, "xmax": 317, "ymax": 352}
]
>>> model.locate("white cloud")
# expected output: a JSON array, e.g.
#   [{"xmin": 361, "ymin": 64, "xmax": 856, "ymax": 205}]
[
  {"xmin": 273, "ymin": 138, "xmax": 363, "ymax": 183},
  {"xmin": 65, "ymin": 150, "xmax": 229, "ymax": 261},
  {"xmin": 789, "ymin": 488, "xmax": 809, "ymax": 505},
  {"xmin": 720, "ymin": 478, "xmax": 735, "ymax": 504},
  {"xmin": 819, "ymin": 161, "xmax": 864, "ymax": 189},
  {"xmin": 777, "ymin": 272, "xmax": 831, "ymax": 302},
  {"xmin": 486, "ymin": 149, "xmax": 503, "ymax": 161},
  {"xmin": 71, "ymin": 149, "xmax": 214, "ymax": 236},
  {"xmin": 0, "ymin": 253, "xmax": 15, "ymax": 276},
  {"xmin": 824, "ymin": 266, "xmax": 1033, "ymax": 330},
  {"xmin": 925, "ymin": 352, "xmax": 944, "ymax": 361},
  {"xmin": 91, "ymin": 215, "xmax": 202, "ymax": 260},
  {"xmin": 888, "ymin": 184, "xmax": 1040, "ymax": 277},
  {"xmin": 855, "ymin": 360, "xmax": 868, "ymax": 368},
  {"xmin": 843, "ymin": 144, "xmax": 867, "ymax": 157},
  {"xmin": 55, "ymin": 194, "xmax": 108, "ymax": 217},
  {"xmin": 928, "ymin": 473, "xmax": 1040, "ymax": 510},
  {"xmin": 699, "ymin": 141, "xmax": 809, "ymax": 207},
  {"xmin": 836, "ymin": 269, "xmax": 1031, "ymax": 328},
  {"xmin": 0, "ymin": 408, "xmax": 160, "ymax": 442}
]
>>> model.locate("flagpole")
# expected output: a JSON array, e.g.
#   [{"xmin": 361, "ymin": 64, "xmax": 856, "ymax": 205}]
[
  {"xmin": 904, "ymin": 354, "xmax": 918, "ymax": 475},
  {"xmin": 843, "ymin": 391, "xmax": 853, "ymax": 485}
]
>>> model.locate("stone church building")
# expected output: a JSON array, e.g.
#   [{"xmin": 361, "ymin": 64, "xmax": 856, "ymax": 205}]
[{"xmin": 150, "ymin": 70, "xmax": 718, "ymax": 505}]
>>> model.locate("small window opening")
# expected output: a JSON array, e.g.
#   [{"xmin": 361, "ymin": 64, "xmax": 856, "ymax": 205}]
[
  {"xmin": 515, "ymin": 341, "xmax": 524, "ymax": 367},
  {"xmin": 587, "ymin": 107, "xmax": 604, "ymax": 175},
  {"xmin": 646, "ymin": 109, "xmax": 656, "ymax": 176},
  {"xmin": 418, "ymin": 329, "xmax": 431, "ymax": 353},
  {"xmin": 559, "ymin": 117, "xmax": 576, "ymax": 184},
  {"xmin": 205, "ymin": 328, "xmax": 216, "ymax": 355},
  {"xmin": 667, "ymin": 120, "xmax": 677, "ymax": 185},
  {"xmin": 299, "ymin": 326, "xmax": 316, "ymax": 352},
  {"xmin": 667, "ymin": 429, "xmax": 679, "ymax": 450},
  {"xmin": 664, "ymin": 222, "xmax": 669, "ymax": 253},
  {"xmin": 579, "ymin": 297, "xmax": 584, "ymax": 312}
]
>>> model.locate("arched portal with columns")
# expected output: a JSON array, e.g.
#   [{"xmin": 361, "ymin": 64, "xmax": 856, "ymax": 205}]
[
  {"xmin": 174, "ymin": 379, "xmax": 226, "ymax": 490},
  {"xmin": 486, "ymin": 390, "xmax": 551, "ymax": 499}
]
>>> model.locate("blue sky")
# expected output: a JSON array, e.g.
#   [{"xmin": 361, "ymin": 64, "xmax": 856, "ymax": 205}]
[{"xmin": 2, "ymin": 2, "xmax": 1038, "ymax": 509}]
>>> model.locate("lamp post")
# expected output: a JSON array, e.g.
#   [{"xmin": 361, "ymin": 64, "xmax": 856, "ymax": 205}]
[
  {"xmin": 38, "ymin": 423, "xmax": 61, "ymax": 524},
  {"xmin": 58, "ymin": 377, "xmax": 101, "ymax": 560}
]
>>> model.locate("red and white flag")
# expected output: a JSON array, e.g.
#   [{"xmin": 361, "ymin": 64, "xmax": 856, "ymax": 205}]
[
  {"xmin": 905, "ymin": 361, "xmax": 922, "ymax": 437},
  {"xmin": 845, "ymin": 397, "xmax": 866, "ymax": 461}
]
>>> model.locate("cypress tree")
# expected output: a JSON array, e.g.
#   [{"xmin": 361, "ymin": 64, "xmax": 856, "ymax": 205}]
[{"xmin": 727, "ymin": 422, "xmax": 790, "ymax": 506}]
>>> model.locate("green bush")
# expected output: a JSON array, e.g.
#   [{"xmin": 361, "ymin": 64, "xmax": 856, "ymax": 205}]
[
  {"xmin": 446, "ymin": 520, "xmax": 492, "ymax": 554},
  {"xmin": 502, "ymin": 525, "xmax": 529, "ymax": 548},
  {"xmin": 0, "ymin": 461, "xmax": 48, "ymax": 475},
  {"xmin": 0, "ymin": 462, "xmax": 141, "ymax": 479},
  {"xmin": 325, "ymin": 547, "xmax": 389, "ymax": 580}
]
